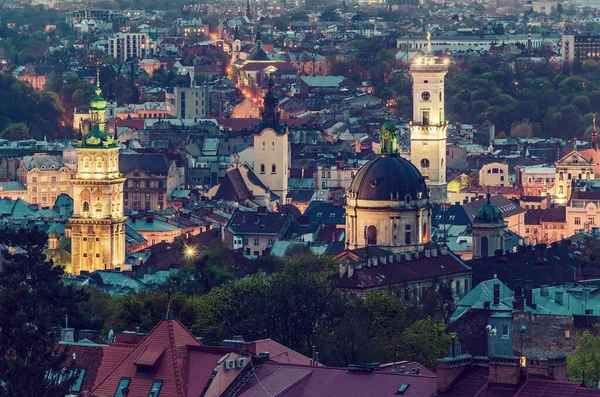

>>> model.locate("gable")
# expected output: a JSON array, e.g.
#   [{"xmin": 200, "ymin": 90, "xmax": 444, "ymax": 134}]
[{"xmin": 556, "ymin": 150, "xmax": 594, "ymax": 167}]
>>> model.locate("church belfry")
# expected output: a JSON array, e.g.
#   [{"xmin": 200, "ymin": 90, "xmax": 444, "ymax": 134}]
[
  {"xmin": 409, "ymin": 32, "xmax": 449, "ymax": 203},
  {"xmin": 253, "ymin": 77, "xmax": 288, "ymax": 204},
  {"xmin": 69, "ymin": 69, "xmax": 126, "ymax": 275}
]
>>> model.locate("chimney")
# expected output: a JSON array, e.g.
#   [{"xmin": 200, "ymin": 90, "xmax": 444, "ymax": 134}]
[
  {"xmin": 432, "ymin": 248, "xmax": 438, "ymax": 257},
  {"xmin": 555, "ymin": 291, "xmax": 564, "ymax": 305},
  {"xmin": 372, "ymin": 257, "xmax": 378, "ymax": 266},
  {"xmin": 488, "ymin": 356, "xmax": 521, "ymax": 386},
  {"xmin": 547, "ymin": 354, "xmax": 567, "ymax": 380},
  {"xmin": 395, "ymin": 253, "xmax": 402, "ymax": 262},
  {"xmin": 61, "ymin": 328, "xmax": 75, "ymax": 342},
  {"xmin": 493, "ymin": 283, "xmax": 500, "ymax": 306},
  {"xmin": 525, "ymin": 280, "xmax": 534, "ymax": 307},
  {"xmin": 380, "ymin": 256, "xmax": 387, "ymax": 265},
  {"xmin": 388, "ymin": 254, "xmax": 394, "ymax": 264},
  {"xmin": 405, "ymin": 252, "xmax": 411, "ymax": 261},
  {"xmin": 425, "ymin": 249, "xmax": 431, "ymax": 258},
  {"xmin": 440, "ymin": 246, "xmax": 448, "ymax": 255},
  {"xmin": 436, "ymin": 355, "xmax": 472, "ymax": 393}
]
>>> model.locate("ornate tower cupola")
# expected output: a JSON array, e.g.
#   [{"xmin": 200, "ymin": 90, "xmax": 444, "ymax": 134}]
[{"xmin": 472, "ymin": 194, "xmax": 507, "ymax": 259}]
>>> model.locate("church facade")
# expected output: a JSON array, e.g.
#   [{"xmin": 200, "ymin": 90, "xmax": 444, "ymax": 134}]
[{"xmin": 69, "ymin": 71, "xmax": 126, "ymax": 274}]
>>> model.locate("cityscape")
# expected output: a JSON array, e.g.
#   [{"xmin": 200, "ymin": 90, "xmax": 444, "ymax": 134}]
[{"xmin": 3, "ymin": 0, "xmax": 600, "ymax": 396}]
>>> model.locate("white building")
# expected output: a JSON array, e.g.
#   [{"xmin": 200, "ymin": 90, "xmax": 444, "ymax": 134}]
[
  {"xmin": 107, "ymin": 33, "xmax": 156, "ymax": 63},
  {"xmin": 165, "ymin": 86, "xmax": 210, "ymax": 119}
]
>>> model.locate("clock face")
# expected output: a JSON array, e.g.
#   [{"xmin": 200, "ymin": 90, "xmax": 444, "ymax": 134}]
[{"xmin": 421, "ymin": 91, "xmax": 431, "ymax": 101}]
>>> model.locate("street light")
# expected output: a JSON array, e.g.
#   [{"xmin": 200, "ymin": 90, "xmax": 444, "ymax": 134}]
[
  {"xmin": 520, "ymin": 325, "xmax": 527, "ymax": 367},
  {"xmin": 184, "ymin": 244, "xmax": 196, "ymax": 259}
]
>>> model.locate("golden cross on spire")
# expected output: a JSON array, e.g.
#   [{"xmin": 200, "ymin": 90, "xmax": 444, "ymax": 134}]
[{"xmin": 426, "ymin": 24, "xmax": 432, "ymax": 54}]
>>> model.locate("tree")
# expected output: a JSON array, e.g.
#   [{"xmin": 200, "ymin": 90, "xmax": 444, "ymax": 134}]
[
  {"xmin": 1, "ymin": 122, "xmax": 30, "ymax": 141},
  {"xmin": 510, "ymin": 119, "xmax": 534, "ymax": 138},
  {"xmin": 0, "ymin": 228, "xmax": 87, "ymax": 397},
  {"xmin": 400, "ymin": 317, "xmax": 454, "ymax": 370},
  {"xmin": 567, "ymin": 328, "xmax": 600, "ymax": 387}
]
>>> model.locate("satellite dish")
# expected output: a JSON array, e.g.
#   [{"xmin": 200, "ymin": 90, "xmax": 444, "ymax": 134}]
[{"xmin": 108, "ymin": 329, "xmax": 115, "ymax": 343}]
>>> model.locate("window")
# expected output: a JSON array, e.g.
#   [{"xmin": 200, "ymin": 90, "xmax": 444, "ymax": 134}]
[
  {"xmin": 500, "ymin": 176, "xmax": 504, "ymax": 181},
  {"xmin": 260, "ymin": 164, "xmax": 265, "ymax": 174},
  {"xmin": 51, "ymin": 176, "xmax": 56, "ymax": 182},
  {"xmin": 502, "ymin": 325, "xmax": 509, "ymax": 338},
  {"xmin": 71, "ymin": 369, "xmax": 86, "ymax": 393},
  {"xmin": 267, "ymin": 238, "xmax": 275, "ymax": 247},
  {"xmin": 405, "ymin": 224, "xmax": 411, "ymax": 245},
  {"xmin": 114, "ymin": 377, "xmax": 131, "ymax": 397},
  {"xmin": 591, "ymin": 217, "xmax": 596, "ymax": 225},
  {"xmin": 327, "ymin": 171, "xmax": 331, "ymax": 178},
  {"xmin": 243, "ymin": 238, "xmax": 248, "ymax": 246},
  {"xmin": 526, "ymin": 228, "xmax": 530, "ymax": 233},
  {"xmin": 148, "ymin": 380, "xmax": 163, "ymax": 397},
  {"xmin": 254, "ymin": 238, "xmax": 260, "ymax": 246},
  {"xmin": 481, "ymin": 236, "xmax": 489, "ymax": 257},
  {"xmin": 271, "ymin": 164, "xmax": 276, "ymax": 174},
  {"xmin": 464, "ymin": 279, "xmax": 469, "ymax": 293},
  {"xmin": 321, "ymin": 171, "xmax": 325, "ymax": 178},
  {"xmin": 420, "ymin": 158, "xmax": 430, "ymax": 169},
  {"xmin": 575, "ymin": 217, "xmax": 581, "ymax": 225},
  {"xmin": 568, "ymin": 173, "xmax": 572, "ymax": 180},
  {"xmin": 32, "ymin": 177, "xmax": 37, "ymax": 183},
  {"xmin": 559, "ymin": 172, "xmax": 564, "ymax": 181},
  {"xmin": 565, "ymin": 330, "xmax": 570, "ymax": 338},
  {"xmin": 559, "ymin": 186, "xmax": 563, "ymax": 195},
  {"xmin": 422, "ymin": 110, "xmax": 430, "ymax": 125},
  {"xmin": 367, "ymin": 225, "xmax": 377, "ymax": 245}
]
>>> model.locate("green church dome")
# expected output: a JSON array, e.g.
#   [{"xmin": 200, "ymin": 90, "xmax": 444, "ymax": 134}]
[{"xmin": 474, "ymin": 195, "xmax": 503, "ymax": 224}]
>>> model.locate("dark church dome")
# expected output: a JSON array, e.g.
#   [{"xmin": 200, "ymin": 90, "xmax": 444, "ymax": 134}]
[{"xmin": 349, "ymin": 155, "xmax": 428, "ymax": 201}]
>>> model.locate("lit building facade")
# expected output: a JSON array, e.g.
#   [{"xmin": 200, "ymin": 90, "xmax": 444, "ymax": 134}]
[
  {"xmin": 108, "ymin": 33, "xmax": 156, "ymax": 63},
  {"xmin": 17, "ymin": 154, "xmax": 73, "ymax": 206},
  {"xmin": 554, "ymin": 151, "xmax": 594, "ymax": 205},
  {"xmin": 409, "ymin": 44, "xmax": 449, "ymax": 203},
  {"xmin": 345, "ymin": 123, "xmax": 431, "ymax": 253},
  {"xmin": 69, "ymin": 73, "xmax": 126, "ymax": 275}
]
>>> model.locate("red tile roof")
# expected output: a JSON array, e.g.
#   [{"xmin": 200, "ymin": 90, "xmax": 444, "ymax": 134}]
[
  {"xmin": 247, "ymin": 339, "xmax": 314, "ymax": 366},
  {"xmin": 235, "ymin": 362, "xmax": 437, "ymax": 397},
  {"xmin": 515, "ymin": 378, "xmax": 600, "ymax": 396},
  {"xmin": 90, "ymin": 320, "xmax": 202, "ymax": 397},
  {"xmin": 216, "ymin": 117, "xmax": 260, "ymax": 131},
  {"xmin": 61, "ymin": 342, "xmax": 105, "ymax": 394}
]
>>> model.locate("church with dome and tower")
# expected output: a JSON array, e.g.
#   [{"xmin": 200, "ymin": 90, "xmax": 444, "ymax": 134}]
[
  {"xmin": 337, "ymin": 39, "xmax": 471, "ymax": 295},
  {"xmin": 69, "ymin": 69, "xmax": 126, "ymax": 275}
]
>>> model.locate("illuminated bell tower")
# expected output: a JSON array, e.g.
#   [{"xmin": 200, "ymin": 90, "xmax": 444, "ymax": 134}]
[
  {"xmin": 69, "ymin": 69, "xmax": 126, "ymax": 275},
  {"xmin": 409, "ymin": 32, "xmax": 449, "ymax": 204}
]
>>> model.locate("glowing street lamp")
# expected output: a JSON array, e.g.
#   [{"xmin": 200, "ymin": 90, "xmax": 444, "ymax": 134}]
[{"xmin": 184, "ymin": 244, "xmax": 197, "ymax": 259}]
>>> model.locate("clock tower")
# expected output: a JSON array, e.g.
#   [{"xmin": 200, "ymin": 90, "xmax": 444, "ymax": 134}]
[
  {"xmin": 409, "ymin": 37, "xmax": 449, "ymax": 204},
  {"xmin": 69, "ymin": 70, "xmax": 126, "ymax": 275}
]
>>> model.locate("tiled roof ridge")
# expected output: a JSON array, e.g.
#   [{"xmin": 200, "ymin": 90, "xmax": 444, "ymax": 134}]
[
  {"xmin": 261, "ymin": 362, "xmax": 438, "ymax": 377},
  {"xmin": 168, "ymin": 320, "xmax": 185, "ymax": 397}
]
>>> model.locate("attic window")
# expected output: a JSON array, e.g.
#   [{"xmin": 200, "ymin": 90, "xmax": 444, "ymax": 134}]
[
  {"xmin": 396, "ymin": 384, "xmax": 410, "ymax": 395},
  {"xmin": 114, "ymin": 377, "xmax": 131, "ymax": 397},
  {"xmin": 148, "ymin": 380, "xmax": 163, "ymax": 397}
]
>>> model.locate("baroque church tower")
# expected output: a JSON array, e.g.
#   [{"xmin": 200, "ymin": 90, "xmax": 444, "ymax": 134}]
[
  {"xmin": 69, "ymin": 70, "xmax": 126, "ymax": 274},
  {"xmin": 253, "ymin": 77, "xmax": 289, "ymax": 205},
  {"xmin": 409, "ymin": 33, "xmax": 449, "ymax": 204}
]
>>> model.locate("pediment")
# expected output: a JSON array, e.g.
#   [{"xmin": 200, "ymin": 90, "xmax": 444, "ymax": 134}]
[{"xmin": 556, "ymin": 150, "xmax": 593, "ymax": 166}]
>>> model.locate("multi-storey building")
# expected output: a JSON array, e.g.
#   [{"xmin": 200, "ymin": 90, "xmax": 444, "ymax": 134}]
[
  {"xmin": 165, "ymin": 86, "xmax": 210, "ymax": 119},
  {"xmin": 554, "ymin": 151, "xmax": 594, "ymax": 205},
  {"xmin": 479, "ymin": 162, "xmax": 509, "ymax": 187},
  {"xmin": 120, "ymin": 153, "xmax": 185, "ymax": 211},
  {"xmin": 107, "ymin": 33, "xmax": 156, "ymax": 63},
  {"xmin": 17, "ymin": 154, "xmax": 73, "ymax": 206},
  {"xmin": 562, "ymin": 33, "xmax": 600, "ymax": 63},
  {"xmin": 314, "ymin": 164, "xmax": 358, "ymax": 190},
  {"xmin": 69, "ymin": 73, "xmax": 126, "ymax": 274}
]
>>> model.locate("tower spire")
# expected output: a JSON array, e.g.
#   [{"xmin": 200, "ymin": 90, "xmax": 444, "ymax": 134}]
[
  {"xmin": 245, "ymin": 0, "xmax": 252, "ymax": 21},
  {"xmin": 258, "ymin": 76, "xmax": 281, "ymax": 132}
]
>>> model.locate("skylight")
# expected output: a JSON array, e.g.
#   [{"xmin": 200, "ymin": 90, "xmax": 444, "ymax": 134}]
[{"xmin": 148, "ymin": 380, "xmax": 163, "ymax": 397}]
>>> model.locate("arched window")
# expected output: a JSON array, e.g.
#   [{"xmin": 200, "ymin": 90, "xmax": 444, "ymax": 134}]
[
  {"xmin": 96, "ymin": 156, "xmax": 103, "ymax": 171},
  {"xmin": 481, "ymin": 236, "xmax": 489, "ymax": 257},
  {"xmin": 82, "ymin": 201, "xmax": 90, "ymax": 212},
  {"xmin": 559, "ymin": 172, "xmax": 564, "ymax": 181},
  {"xmin": 405, "ymin": 224, "xmax": 411, "ymax": 244},
  {"xmin": 271, "ymin": 164, "xmax": 276, "ymax": 174},
  {"xmin": 82, "ymin": 156, "xmax": 90, "ymax": 170},
  {"xmin": 367, "ymin": 225, "xmax": 377, "ymax": 245},
  {"xmin": 260, "ymin": 164, "xmax": 265, "ymax": 174},
  {"xmin": 95, "ymin": 202, "xmax": 102, "ymax": 214},
  {"xmin": 421, "ymin": 158, "xmax": 430, "ymax": 168}
]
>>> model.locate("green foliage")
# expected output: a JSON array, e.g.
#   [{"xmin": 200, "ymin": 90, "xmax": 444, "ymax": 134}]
[
  {"xmin": 1, "ymin": 122, "xmax": 30, "ymax": 141},
  {"xmin": 0, "ymin": 228, "xmax": 87, "ymax": 397},
  {"xmin": 401, "ymin": 317, "xmax": 454, "ymax": 370},
  {"xmin": 0, "ymin": 74, "xmax": 65, "ymax": 139},
  {"xmin": 567, "ymin": 328, "xmax": 600, "ymax": 387},
  {"xmin": 444, "ymin": 58, "xmax": 600, "ymax": 138}
]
